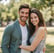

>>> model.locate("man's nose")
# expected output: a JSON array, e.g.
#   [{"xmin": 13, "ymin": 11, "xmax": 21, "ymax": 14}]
[{"xmin": 23, "ymin": 13, "xmax": 26, "ymax": 16}]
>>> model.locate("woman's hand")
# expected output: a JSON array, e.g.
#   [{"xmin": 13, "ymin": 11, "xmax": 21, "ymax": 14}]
[{"xmin": 19, "ymin": 45, "xmax": 22, "ymax": 48}]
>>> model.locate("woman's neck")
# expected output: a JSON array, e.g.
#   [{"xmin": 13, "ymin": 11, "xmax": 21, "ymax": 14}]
[{"xmin": 35, "ymin": 25, "xmax": 39, "ymax": 31}]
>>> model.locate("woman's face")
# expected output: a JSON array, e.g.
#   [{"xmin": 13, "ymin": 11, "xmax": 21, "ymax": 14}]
[{"xmin": 30, "ymin": 13, "xmax": 39, "ymax": 26}]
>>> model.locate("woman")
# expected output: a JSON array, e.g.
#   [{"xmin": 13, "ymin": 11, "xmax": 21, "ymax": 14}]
[{"xmin": 19, "ymin": 8, "xmax": 47, "ymax": 53}]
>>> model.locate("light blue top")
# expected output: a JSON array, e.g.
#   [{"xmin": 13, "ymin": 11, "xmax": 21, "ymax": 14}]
[{"xmin": 30, "ymin": 27, "xmax": 46, "ymax": 53}]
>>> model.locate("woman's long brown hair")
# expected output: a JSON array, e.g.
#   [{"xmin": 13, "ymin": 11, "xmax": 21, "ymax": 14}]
[{"xmin": 28, "ymin": 8, "xmax": 46, "ymax": 35}]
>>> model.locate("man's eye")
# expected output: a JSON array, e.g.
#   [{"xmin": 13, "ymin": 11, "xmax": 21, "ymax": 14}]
[
  {"xmin": 21, "ymin": 12, "xmax": 24, "ymax": 13},
  {"xmin": 26, "ymin": 12, "xmax": 29, "ymax": 14}
]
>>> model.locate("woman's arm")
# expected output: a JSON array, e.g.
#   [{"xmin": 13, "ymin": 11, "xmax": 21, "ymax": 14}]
[{"xmin": 19, "ymin": 27, "xmax": 45, "ymax": 51}]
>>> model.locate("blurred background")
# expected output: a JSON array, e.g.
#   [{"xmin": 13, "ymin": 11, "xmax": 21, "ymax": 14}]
[{"xmin": 0, "ymin": 0, "xmax": 54, "ymax": 53}]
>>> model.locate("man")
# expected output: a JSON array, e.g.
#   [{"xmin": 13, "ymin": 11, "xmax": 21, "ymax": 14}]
[{"xmin": 1, "ymin": 4, "xmax": 30, "ymax": 53}]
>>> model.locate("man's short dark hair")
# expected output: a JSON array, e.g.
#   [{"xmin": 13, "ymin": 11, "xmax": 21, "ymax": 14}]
[{"xmin": 19, "ymin": 4, "xmax": 30, "ymax": 11}]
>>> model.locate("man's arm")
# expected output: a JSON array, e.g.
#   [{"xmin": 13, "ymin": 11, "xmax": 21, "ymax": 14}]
[{"xmin": 1, "ymin": 25, "xmax": 13, "ymax": 53}]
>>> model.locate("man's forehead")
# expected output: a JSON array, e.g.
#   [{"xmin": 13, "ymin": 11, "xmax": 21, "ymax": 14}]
[{"xmin": 20, "ymin": 8, "xmax": 29, "ymax": 12}]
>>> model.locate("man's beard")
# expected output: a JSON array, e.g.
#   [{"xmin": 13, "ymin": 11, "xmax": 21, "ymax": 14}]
[{"xmin": 20, "ymin": 16, "xmax": 28, "ymax": 22}]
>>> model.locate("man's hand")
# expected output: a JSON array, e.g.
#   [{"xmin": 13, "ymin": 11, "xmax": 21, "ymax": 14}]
[{"xmin": 43, "ymin": 47, "xmax": 46, "ymax": 53}]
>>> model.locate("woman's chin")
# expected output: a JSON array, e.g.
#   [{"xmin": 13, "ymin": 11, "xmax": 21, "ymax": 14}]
[
  {"xmin": 33, "ymin": 24, "xmax": 36, "ymax": 26},
  {"xmin": 33, "ymin": 23, "xmax": 38, "ymax": 26}
]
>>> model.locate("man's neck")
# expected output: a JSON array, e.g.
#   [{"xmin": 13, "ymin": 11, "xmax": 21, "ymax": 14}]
[{"xmin": 18, "ymin": 19, "xmax": 26, "ymax": 26}]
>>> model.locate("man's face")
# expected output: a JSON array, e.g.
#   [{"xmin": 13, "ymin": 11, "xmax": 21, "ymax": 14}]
[{"xmin": 19, "ymin": 8, "xmax": 29, "ymax": 22}]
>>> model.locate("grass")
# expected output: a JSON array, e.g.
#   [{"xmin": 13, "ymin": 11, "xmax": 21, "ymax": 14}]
[
  {"xmin": 46, "ymin": 44, "xmax": 54, "ymax": 53},
  {"xmin": 45, "ymin": 29, "xmax": 54, "ymax": 53}
]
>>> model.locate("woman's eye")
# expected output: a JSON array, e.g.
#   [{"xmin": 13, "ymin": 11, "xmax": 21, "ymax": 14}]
[{"xmin": 34, "ymin": 16, "xmax": 37, "ymax": 18}]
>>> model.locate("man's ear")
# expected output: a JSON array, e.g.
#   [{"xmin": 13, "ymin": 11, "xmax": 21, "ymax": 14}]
[{"xmin": 18, "ymin": 11, "xmax": 20, "ymax": 14}]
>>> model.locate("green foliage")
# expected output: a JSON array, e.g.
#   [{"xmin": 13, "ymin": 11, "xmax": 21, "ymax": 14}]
[
  {"xmin": 0, "ymin": 0, "xmax": 54, "ymax": 22},
  {"xmin": 30, "ymin": 0, "xmax": 54, "ymax": 9},
  {"xmin": 46, "ymin": 44, "xmax": 54, "ymax": 53}
]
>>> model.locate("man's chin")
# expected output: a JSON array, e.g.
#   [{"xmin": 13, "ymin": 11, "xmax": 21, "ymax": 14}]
[
  {"xmin": 21, "ymin": 20, "xmax": 26, "ymax": 22},
  {"xmin": 22, "ymin": 19, "xmax": 27, "ymax": 22},
  {"xmin": 23, "ymin": 21, "xmax": 26, "ymax": 22}
]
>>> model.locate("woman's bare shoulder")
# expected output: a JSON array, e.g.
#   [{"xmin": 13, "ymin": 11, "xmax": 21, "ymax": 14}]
[
  {"xmin": 37, "ymin": 27, "xmax": 46, "ymax": 33},
  {"xmin": 39, "ymin": 27, "xmax": 46, "ymax": 30}
]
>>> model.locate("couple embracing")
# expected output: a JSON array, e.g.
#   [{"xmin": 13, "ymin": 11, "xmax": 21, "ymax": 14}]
[{"xmin": 1, "ymin": 4, "xmax": 47, "ymax": 53}]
